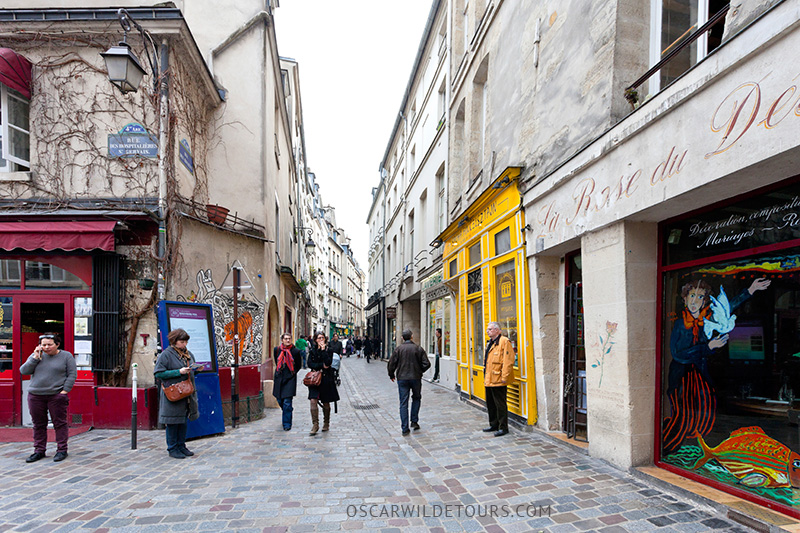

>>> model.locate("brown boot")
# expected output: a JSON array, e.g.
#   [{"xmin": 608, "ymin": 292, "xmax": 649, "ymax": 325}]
[
  {"xmin": 321, "ymin": 403, "xmax": 331, "ymax": 432},
  {"xmin": 309, "ymin": 403, "xmax": 319, "ymax": 436}
]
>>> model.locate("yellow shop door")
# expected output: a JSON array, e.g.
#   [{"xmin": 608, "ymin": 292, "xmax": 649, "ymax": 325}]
[{"xmin": 469, "ymin": 298, "xmax": 485, "ymax": 400}]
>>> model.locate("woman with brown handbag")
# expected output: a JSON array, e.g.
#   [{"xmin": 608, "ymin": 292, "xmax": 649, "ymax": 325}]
[
  {"xmin": 154, "ymin": 328, "xmax": 199, "ymax": 459},
  {"xmin": 306, "ymin": 332, "xmax": 340, "ymax": 435}
]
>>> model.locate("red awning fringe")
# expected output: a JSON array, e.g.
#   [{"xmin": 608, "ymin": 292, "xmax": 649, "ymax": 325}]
[
  {"xmin": 0, "ymin": 221, "xmax": 116, "ymax": 252},
  {"xmin": 0, "ymin": 48, "xmax": 32, "ymax": 99}
]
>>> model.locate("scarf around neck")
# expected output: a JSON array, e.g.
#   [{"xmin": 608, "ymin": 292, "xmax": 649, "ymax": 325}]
[
  {"xmin": 682, "ymin": 307, "xmax": 711, "ymax": 343},
  {"xmin": 278, "ymin": 344, "xmax": 295, "ymax": 372}
]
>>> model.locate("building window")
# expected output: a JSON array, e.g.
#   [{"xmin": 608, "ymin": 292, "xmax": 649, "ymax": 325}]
[
  {"xmin": 0, "ymin": 85, "xmax": 30, "ymax": 172},
  {"xmin": 467, "ymin": 268, "xmax": 482, "ymax": 294},
  {"xmin": 469, "ymin": 242, "xmax": 481, "ymax": 267},
  {"xmin": 649, "ymin": 0, "xmax": 728, "ymax": 95},
  {"xmin": 658, "ymin": 178, "xmax": 800, "ymax": 515},
  {"xmin": 437, "ymin": 168, "xmax": 446, "ymax": 233},
  {"xmin": 449, "ymin": 258, "xmax": 458, "ymax": 278},
  {"xmin": 494, "ymin": 227, "xmax": 511, "ymax": 255}
]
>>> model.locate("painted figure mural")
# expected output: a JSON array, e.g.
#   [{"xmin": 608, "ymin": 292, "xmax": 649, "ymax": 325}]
[
  {"xmin": 178, "ymin": 268, "xmax": 264, "ymax": 366},
  {"xmin": 663, "ymin": 277, "xmax": 770, "ymax": 455}
]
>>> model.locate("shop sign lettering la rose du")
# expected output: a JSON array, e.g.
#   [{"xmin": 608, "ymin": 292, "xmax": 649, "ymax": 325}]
[{"xmin": 525, "ymin": 23, "xmax": 800, "ymax": 252}]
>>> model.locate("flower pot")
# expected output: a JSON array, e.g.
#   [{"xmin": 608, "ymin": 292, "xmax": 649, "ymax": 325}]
[{"xmin": 206, "ymin": 204, "xmax": 229, "ymax": 225}]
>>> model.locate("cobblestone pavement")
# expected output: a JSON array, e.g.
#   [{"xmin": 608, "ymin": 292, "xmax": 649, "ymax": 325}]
[{"xmin": 0, "ymin": 358, "xmax": 751, "ymax": 533}]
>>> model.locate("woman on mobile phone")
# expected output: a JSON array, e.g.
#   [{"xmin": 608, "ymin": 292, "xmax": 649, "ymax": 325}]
[
  {"xmin": 306, "ymin": 332, "xmax": 339, "ymax": 435},
  {"xmin": 154, "ymin": 328, "xmax": 199, "ymax": 459},
  {"xmin": 20, "ymin": 333, "xmax": 76, "ymax": 463}
]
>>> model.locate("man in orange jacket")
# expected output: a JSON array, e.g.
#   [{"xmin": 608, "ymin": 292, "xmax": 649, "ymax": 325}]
[{"xmin": 482, "ymin": 322, "xmax": 515, "ymax": 436}]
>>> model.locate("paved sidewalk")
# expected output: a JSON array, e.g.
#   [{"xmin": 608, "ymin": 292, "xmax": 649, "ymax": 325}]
[{"xmin": 0, "ymin": 358, "xmax": 749, "ymax": 532}]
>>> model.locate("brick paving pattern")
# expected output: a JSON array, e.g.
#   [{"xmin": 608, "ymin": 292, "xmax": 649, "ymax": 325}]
[{"xmin": 0, "ymin": 359, "xmax": 750, "ymax": 532}]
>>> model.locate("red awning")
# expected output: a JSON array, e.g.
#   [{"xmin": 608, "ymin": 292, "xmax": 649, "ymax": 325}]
[
  {"xmin": 0, "ymin": 221, "xmax": 116, "ymax": 252},
  {"xmin": 0, "ymin": 48, "xmax": 32, "ymax": 99}
]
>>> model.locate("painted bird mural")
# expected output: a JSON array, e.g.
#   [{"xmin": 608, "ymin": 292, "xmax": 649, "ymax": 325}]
[
  {"xmin": 703, "ymin": 285, "xmax": 737, "ymax": 339},
  {"xmin": 691, "ymin": 426, "xmax": 800, "ymax": 489}
]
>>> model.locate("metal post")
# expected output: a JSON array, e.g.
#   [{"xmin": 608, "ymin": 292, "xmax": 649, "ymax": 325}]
[
  {"xmin": 131, "ymin": 363, "xmax": 138, "ymax": 450},
  {"xmin": 232, "ymin": 268, "xmax": 240, "ymax": 428}
]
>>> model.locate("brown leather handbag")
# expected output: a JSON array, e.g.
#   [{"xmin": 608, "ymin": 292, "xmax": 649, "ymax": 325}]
[
  {"xmin": 303, "ymin": 370, "xmax": 322, "ymax": 387},
  {"xmin": 162, "ymin": 377, "xmax": 194, "ymax": 401}
]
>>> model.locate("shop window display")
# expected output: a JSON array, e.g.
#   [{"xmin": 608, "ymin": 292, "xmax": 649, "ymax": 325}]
[{"xmin": 659, "ymin": 180, "xmax": 800, "ymax": 513}]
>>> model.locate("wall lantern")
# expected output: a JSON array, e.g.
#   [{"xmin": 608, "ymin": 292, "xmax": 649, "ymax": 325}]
[{"xmin": 101, "ymin": 9, "xmax": 159, "ymax": 94}]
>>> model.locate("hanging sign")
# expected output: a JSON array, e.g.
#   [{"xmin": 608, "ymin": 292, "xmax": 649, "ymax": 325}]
[{"xmin": 108, "ymin": 123, "xmax": 158, "ymax": 158}]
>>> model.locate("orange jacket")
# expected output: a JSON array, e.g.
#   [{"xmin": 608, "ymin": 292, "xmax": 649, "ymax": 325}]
[{"xmin": 484, "ymin": 335, "xmax": 515, "ymax": 387}]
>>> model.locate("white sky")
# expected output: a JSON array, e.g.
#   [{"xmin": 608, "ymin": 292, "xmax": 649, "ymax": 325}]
[{"xmin": 274, "ymin": 0, "xmax": 435, "ymax": 270}]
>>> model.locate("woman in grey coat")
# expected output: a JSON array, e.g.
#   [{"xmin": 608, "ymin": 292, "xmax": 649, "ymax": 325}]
[{"xmin": 154, "ymin": 328, "xmax": 199, "ymax": 459}]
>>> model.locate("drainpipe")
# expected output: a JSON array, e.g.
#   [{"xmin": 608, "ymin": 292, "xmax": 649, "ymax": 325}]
[{"xmin": 157, "ymin": 39, "xmax": 169, "ymax": 300}]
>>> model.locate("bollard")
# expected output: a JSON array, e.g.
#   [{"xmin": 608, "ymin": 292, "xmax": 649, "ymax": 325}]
[{"xmin": 131, "ymin": 363, "xmax": 138, "ymax": 450}]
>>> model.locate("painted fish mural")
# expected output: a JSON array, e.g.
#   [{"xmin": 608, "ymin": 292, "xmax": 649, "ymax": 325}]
[{"xmin": 691, "ymin": 427, "xmax": 800, "ymax": 489}]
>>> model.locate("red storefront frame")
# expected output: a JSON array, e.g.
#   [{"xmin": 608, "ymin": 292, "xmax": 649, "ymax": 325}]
[{"xmin": 655, "ymin": 177, "xmax": 800, "ymax": 519}]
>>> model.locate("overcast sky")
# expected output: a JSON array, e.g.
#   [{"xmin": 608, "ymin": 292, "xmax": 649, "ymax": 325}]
[{"xmin": 274, "ymin": 0, "xmax": 434, "ymax": 270}]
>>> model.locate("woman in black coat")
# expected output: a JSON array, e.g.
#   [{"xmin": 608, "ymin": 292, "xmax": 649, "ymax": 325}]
[
  {"xmin": 272, "ymin": 333, "xmax": 302, "ymax": 431},
  {"xmin": 306, "ymin": 332, "xmax": 340, "ymax": 436},
  {"xmin": 154, "ymin": 328, "xmax": 199, "ymax": 459}
]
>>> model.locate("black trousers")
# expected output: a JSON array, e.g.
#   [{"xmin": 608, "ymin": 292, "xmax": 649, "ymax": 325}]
[{"xmin": 485, "ymin": 386, "xmax": 508, "ymax": 431}]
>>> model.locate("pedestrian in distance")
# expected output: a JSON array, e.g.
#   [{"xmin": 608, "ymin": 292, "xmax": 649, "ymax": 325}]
[
  {"xmin": 20, "ymin": 333, "xmax": 76, "ymax": 463},
  {"xmin": 388, "ymin": 329, "xmax": 431, "ymax": 436},
  {"xmin": 372, "ymin": 337, "xmax": 381, "ymax": 361},
  {"xmin": 363, "ymin": 335, "xmax": 372, "ymax": 363},
  {"xmin": 306, "ymin": 332, "xmax": 340, "ymax": 436},
  {"xmin": 482, "ymin": 322, "xmax": 515, "ymax": 437},
  {"xmin": 273, "ymin": 333, "xmax": 302, "ymax": 431},
  {"xmin": 432, "ymin": 328, "xmax": 442, "ymax": 383},
  {"xmin": 154, "ymin": 328, "xmax": 200, "ymax": 459},
  {"xmin": 295, "ymin": 334, "xmax": 308, "ymax": 369},
  {"xmin": 354, "ymin": 336, "xmax": 363, "ymax": 358},
  {"xmin": 330, "ymin": 333, "xmax": 343, "ymax": 359}
]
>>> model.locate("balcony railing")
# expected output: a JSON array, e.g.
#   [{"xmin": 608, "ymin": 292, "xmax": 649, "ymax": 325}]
[{"xmin": 624, "ymin": 4, "xmax": 729, "ymax": 107}]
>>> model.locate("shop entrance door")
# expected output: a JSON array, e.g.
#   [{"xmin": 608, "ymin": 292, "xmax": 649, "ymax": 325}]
[
  {"xmin": 469, "ymin": 299, "xmax": 485, "ymax": 399},
  {"xmin": 17, "ymin": 296, "xmax": 72, "ymax": 426},
  {"xmin": 563, "ymin": 282, "xmax": 587, "ymax": 441}
]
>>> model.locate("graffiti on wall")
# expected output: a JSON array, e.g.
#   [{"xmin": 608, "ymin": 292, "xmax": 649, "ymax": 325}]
[{"xmin": 177, "ymin": 268, "xmax": 264, "ymax": 366}]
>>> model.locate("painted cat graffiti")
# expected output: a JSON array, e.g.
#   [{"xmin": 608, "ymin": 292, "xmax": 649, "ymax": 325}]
[{"xmin": 177, "ymin": 268, "xmax": 264, "ymax": 367}]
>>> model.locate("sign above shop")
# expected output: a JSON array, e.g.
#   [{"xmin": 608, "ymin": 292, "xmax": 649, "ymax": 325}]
[
  {"xmin": 386, "ymin": 307, "xmax": 397, "ymax": 319},
  {"xmin": 663, "ymin": 180, "xmax": 800, "ymax": 266},
  {"xmin": 425, "ymin": 283, "xmax": 449, "ymax": 301},
  {"xmin": 108, "ymin": 123, "xmax": 158, "ymax": 158}
]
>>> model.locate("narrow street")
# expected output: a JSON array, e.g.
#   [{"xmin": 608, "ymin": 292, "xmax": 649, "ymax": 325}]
[{"xmin": 0, "ymin": 358, "xmax": 748, "ymax": 532}]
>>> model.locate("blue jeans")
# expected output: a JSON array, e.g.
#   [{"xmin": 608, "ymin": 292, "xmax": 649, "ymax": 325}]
[
  {"xmin": 397, "ymin": 379, "xmax": 422, "ymax": 432},
  {"xmin": 165, "ymin": 422, "xmax": 187, "ymax": 452},
  {"xmin": 279, "ymin": 397, "xmax": 293, "ymax": 429},
  {"xmin": 301, "ymin": 350, "xmax": 307, "ymax": 369}
]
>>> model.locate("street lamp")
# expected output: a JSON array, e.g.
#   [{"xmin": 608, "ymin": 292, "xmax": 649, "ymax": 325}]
[
  {"xmin": 295, "ymin": 226, "xmax": 317, "ymax": 252},
  {"xmin": 101, "ymin": 9, "xmax": 159, "ymax": 94}
]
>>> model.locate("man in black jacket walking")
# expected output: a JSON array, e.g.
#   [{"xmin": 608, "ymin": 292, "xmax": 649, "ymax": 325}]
[{"xmin": 388, "ymin": 329, "xmax": 431, "ymax": 435}]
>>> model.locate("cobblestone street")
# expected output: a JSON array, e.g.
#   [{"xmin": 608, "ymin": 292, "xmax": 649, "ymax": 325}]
[{"xmin": 0, "ymin": 358, "xmax": 751, "ymax": 532}]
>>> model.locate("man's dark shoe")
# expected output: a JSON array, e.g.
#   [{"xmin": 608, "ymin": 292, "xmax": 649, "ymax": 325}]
[
  {"xmin": 26, "ymin": 452, "xmax": 45, "ymax": 463},
  {"xmin": 494, "ymin": 429, "xmax": 509, "ymax": 437},
  {"xmin": 168, "ymin": 450, "xmax": 186, "ymax": 459},
  {"xmin": 402, "ymin": 429, "xmax": 411, "ymax": 436},
  {"xmin": 53, "ymin": 451, "xmax": 68, "ymax": 462},
  {"xmin": 482, "ymin": 427, "xmax": 498, "ymax": 433},
  {"xmin": 411, "ymin": 422, "xmax": 420, "ymax": 430},
  {"xmin": 178, "ymin": 446, "xmax": 194, "ymax": 456}
]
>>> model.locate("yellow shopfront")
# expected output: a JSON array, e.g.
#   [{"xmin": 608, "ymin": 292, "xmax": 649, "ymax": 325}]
[{"xmin": 439, "ymin": 168, "xmax": 537, "ymax": 423}]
